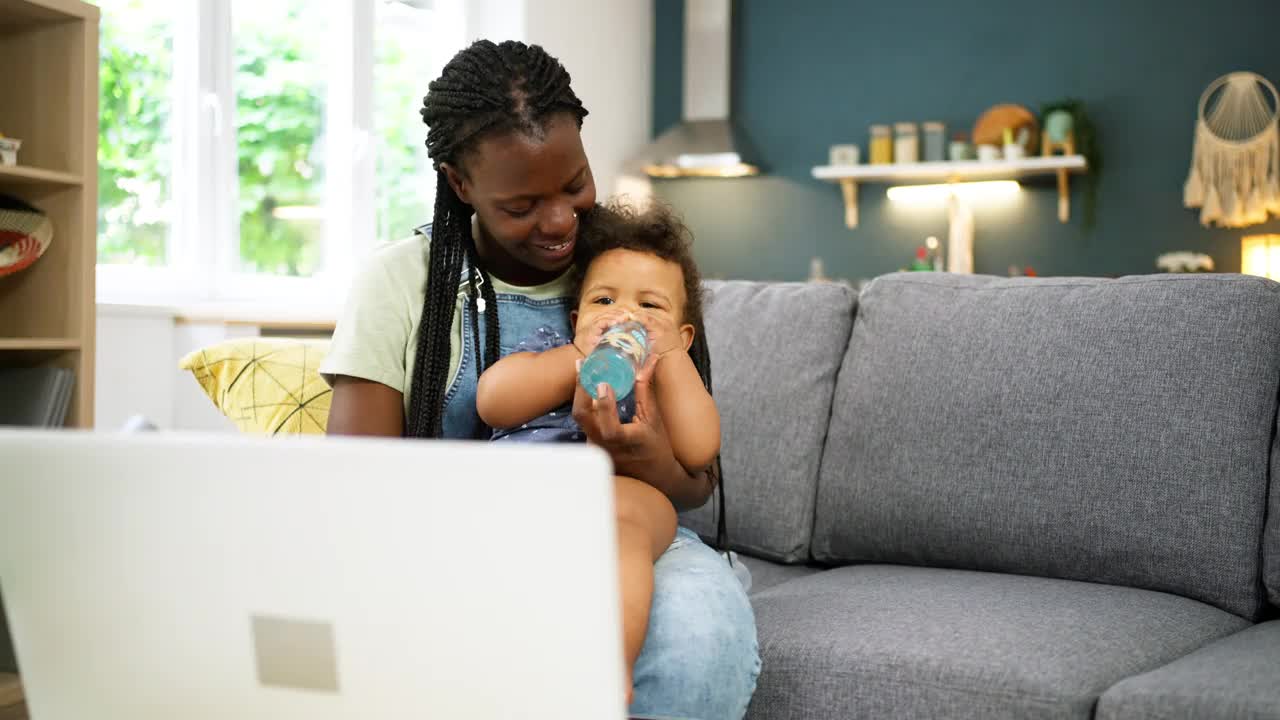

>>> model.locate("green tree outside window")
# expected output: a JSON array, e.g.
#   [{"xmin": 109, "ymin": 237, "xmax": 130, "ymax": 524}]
[{"xmin": 98, "ymin": 0, "xmax": 436, "ymax": 276}]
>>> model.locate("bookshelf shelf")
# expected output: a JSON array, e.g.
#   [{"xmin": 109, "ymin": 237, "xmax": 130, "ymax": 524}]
[
  {"xmin": 0, "ymin": 165, "xmax": 85, "ymax": 189},
  {"xmin": 0, "ymin": 337, "xmax": 82, "ymax": 351},
  {"xmin": 0, "ymin": 0, "xmax": 79, "ymax": 30}
]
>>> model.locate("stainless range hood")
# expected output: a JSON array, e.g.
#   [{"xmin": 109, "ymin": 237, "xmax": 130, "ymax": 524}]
[{"xmin": 638, "ymin": 0, "xmax": 761, "ymax": 178}]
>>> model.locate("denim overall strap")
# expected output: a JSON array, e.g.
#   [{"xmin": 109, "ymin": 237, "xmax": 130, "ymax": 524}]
[
  {"xmin": 439, "ymin": 254, "xmax": 487, "ymax": 440},
  {"xmin": 412, "ymin": 223, "xmax": 482, "ymax": 439},
  {"xmin": 437, "ymin": 250, "xmax": 576, "ymax": 440}
]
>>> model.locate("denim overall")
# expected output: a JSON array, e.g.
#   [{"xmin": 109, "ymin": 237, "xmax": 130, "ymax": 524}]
[
  {"xmin": 436, "ymin": 258, "xmax": 576, "ymax": 441},
  {"xmin": 417, "ymin": 225, "xmax": 759, "ymax": 718}
]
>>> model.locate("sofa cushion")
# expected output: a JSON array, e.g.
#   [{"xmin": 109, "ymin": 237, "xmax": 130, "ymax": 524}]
[
  {"xmin": 179, "ymin": 338, "xmax": 332, "ymax": 435},
  {"xmin": 681, "ymin": 281, "xmax": 857, "ymax": 563},
  {"xmin": 1268, "ymin": 430, "xmax": 1280, "ymax": 607},
  {"xmin": 746, "ymin": 565, "xmax": 1249, "ymax": 720},
  {"xmin": 812, "ymin": 273, "xmax": 1280, "ymax": 619},
  {"xmin": 1096, "ymin": 620, "xmax": 1280, "ymax": 719},
  {"xmin": 738, "ymin": 554, "xmax": 826, "ymax": 596}
]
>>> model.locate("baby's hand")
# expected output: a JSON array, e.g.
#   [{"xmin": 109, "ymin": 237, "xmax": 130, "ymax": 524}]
[
  {"xmin": 636, "ymin": 310, "xmax": 685, "ymax": 357},
  {"xmin": 574, "ymin": 309, "xmax": 634, "ymax": 357}
]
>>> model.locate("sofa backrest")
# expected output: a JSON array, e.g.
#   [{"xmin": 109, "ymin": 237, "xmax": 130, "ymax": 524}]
[
  {"xmin": 680, "ymin": 280, "xmax": 857, "ymax": 563},
  {"xmin": 1268, "ymin": 407, "xmax": 1280, "ymax": 611},
  {"xmin": 811, "ymin": 272, "xmax": 1280, "ymax": 620}
]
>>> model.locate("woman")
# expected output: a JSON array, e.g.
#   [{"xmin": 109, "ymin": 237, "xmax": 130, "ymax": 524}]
[{"xmin": 320, "ymin": 40, "xmax": 759, "ymax": 719}]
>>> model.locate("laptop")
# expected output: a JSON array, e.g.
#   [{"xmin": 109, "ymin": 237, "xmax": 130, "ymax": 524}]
[{"xmin": 0, "ymin": 430, "xmax": 624, "ymax": 719}]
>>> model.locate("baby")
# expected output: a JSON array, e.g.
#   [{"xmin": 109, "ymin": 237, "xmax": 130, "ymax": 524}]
[{"xmin": 475, "ymin": 200, "xmax": 720, "ymax": 703}]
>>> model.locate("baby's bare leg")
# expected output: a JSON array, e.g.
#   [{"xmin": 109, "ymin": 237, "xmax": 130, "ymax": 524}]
[{"xmin": 613, "ymin": 475, "xmax": 678, "ymax": 704}]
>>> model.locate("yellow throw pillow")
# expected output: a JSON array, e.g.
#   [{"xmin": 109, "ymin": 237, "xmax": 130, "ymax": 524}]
[{"xmin": 179, "ymin": 338, "xmax": 331, "ymax": 435}]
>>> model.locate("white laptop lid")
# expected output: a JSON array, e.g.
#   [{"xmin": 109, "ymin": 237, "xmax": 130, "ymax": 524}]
[{"xmin": 0, "ymin": 430, "xmax": 624, "ymax": 719}]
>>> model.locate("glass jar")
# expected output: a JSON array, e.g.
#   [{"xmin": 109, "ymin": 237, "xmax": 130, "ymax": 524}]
[
  {"xmin": 923, "ymin": 122, "xmax": 946, "ymax": 162},
  {"xmin": 894, "ymin": 122, "xmax": 919, "ymax": 164},
  {"xmin": 869, "ymin": 124, "xmax": 893, "ymax": 164}
]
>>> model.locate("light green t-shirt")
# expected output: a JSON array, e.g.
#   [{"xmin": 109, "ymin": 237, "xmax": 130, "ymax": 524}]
[{"xmin": 319, "ymin": 232, "xmax": 576, "ymax": 416}]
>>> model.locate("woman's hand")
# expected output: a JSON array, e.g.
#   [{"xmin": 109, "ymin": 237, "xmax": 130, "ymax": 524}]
[{"xmin": 572, "ymin": 352, "xmax": 712, "ymax": 511}]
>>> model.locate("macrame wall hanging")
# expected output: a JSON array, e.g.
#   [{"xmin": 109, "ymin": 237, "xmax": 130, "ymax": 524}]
[{"xmin": 1183, "ymin": 71, "xmax": 1280, "ymax": 228}]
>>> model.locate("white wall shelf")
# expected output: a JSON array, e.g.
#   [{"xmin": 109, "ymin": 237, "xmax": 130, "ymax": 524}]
[{"xmin": 812, "ymin": 155, "xmax": 1088, "ymax": 228}]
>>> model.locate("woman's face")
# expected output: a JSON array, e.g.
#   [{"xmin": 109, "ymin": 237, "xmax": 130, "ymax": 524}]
[{"xmin": 443, "ymin": 113, "xmax": 597, "ymax": 286}]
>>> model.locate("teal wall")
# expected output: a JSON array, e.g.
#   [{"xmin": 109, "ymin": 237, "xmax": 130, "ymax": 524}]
[{"xmin": 652, "ymin": 0, "xmax": 1280, "ymax": 281}]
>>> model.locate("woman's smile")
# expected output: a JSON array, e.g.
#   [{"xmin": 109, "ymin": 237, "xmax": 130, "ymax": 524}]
[{"xmin": 529, "ymin": 228, "xmax": 577, "ymax": 262}]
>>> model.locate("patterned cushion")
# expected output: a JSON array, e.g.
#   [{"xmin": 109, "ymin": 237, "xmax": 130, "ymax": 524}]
[{"xmin": 179, "ymin": 339, "xmax": 331, "ymax": 435}]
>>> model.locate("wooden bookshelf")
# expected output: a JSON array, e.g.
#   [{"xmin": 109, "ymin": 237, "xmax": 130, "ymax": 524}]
[
  {"xmin": 0, "ymin": 673, "xmax": 23, "ymax": 720},
  {"xmin": 0, "ymin": 0, "xmax": 99, "ymax": 428}
]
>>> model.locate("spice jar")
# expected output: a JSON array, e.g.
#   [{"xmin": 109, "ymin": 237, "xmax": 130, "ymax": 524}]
[
  {"xmin": 923, "ymin": 122, "xmax": 946, "ymax": 162},
  {"xmin": 894, "ymin": 122, "xmax": 919, "ymax": 164},
  {"xmin": 869, "ymin": 124, "xmax": 893, "ymax": 164}
]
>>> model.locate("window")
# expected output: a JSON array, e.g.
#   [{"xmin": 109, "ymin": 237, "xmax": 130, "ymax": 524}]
[
  {"xmin": 374, "ymin": 0, "xmax": 444, "ymax": 248},
  {"xmin": 97, "ymin": 0, "xmax": 175, "ymax": 266},
  {"xmin": 95, "ymin": 0, "xmax": 464, "ymax": 306},
  {"xmin": 232, "ymin": 0, "xmax": 328, "ymax": 278}
]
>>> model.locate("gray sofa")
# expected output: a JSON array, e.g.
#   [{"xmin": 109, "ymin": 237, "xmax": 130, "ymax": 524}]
[{"xmin": 684, "ymin": 272, "xmax": 1280, "ymax": 720}]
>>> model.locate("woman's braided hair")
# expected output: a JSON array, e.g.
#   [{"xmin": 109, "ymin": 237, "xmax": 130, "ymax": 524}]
[
  {"xmin": 409, "ymin": 40, "xmax": 587, "ymax": 438},
  {"xmin": 573, "ymin": 201, "xmax": 728, "ymax": 550}
]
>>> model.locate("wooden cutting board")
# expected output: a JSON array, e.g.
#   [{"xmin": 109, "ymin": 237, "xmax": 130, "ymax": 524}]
[{"xmin": 972, "ymin": 103, "xmax": 1039, "ymax": 151}]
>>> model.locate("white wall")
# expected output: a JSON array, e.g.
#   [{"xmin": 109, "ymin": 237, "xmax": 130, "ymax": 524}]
[
  {"xmin": 469, "ymin": 0, "xmax": 654, "ymax": 199},
  {"xmin": 96, "ymin": 308, "xmax": 177, "ymax": 430},
  {"xmin": 96, "ymin": 306, "xmax": 238, "ymax": 432},
  {"xmin": 464, "ymin": 0, "xmax": 526, "ymax": 46},
  {"xmin": 525, "ymin": 0, "xmax": 653, "ymax": 199}
]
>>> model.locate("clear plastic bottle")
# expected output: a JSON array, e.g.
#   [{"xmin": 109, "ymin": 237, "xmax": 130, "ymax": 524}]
[
  {"xmin": 579, "ymin": 321, "xmax": 649, "ymax": 401},
  {"xmin": 925, "ymin": 235, "xmax": 944, "ymax": 271}
]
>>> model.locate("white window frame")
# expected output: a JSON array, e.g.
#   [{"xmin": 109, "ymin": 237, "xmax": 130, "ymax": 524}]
[{"xmin": 97, "ymin": 0, "xmax": 455, "ymax": 311}]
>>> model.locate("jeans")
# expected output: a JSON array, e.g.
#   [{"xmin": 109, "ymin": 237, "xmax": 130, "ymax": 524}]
[{"xmin": 629, "ymin": 527, "xmax": 761, "ymax": 720}]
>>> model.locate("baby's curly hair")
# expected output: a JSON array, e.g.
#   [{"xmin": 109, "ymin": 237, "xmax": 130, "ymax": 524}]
[{"xmin": 573, "ymin": 199, "xmax": 705, "ymax": 333}]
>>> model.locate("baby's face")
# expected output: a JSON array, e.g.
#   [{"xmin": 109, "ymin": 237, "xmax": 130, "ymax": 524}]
[{"xmin": 575, "ymin": 248, "xmax": 688, "ymax": 336}]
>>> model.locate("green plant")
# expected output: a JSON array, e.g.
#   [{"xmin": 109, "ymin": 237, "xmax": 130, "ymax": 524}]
[
  {"xmin": 1040, "ymin": 99, "xmax": 1102, "ymax": 231},
  {"xmin": 232, "ymin": 4, "xmax": 326, "ymax": 277},
  {"xmin": 98, "ymin": 0, "xmax": 171, "ymax": 265}
]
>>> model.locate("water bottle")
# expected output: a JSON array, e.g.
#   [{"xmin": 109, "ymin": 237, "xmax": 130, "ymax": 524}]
[{"xmin": 579, "ymin": 320, "xmax": 649, "ymax": 401}]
